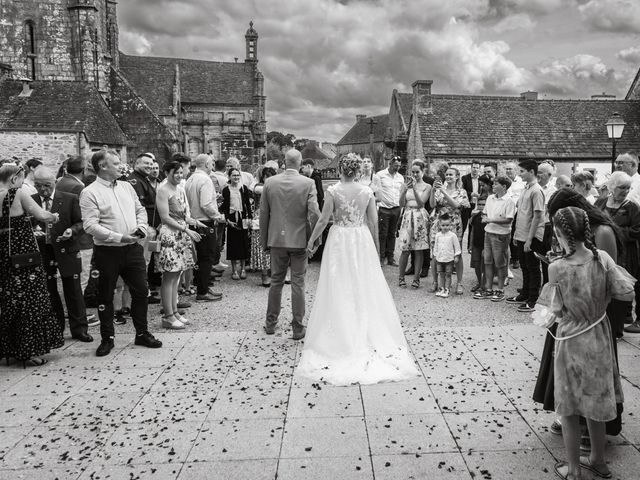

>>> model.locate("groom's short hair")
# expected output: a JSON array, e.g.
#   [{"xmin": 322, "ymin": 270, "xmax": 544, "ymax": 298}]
[
  {"xmin": 284, "ymin": 149, "xmax": 302, "ymax": 168},
  {"xmin": 302, "ymin": 159, "xmax": 315, "ymax": 167}
]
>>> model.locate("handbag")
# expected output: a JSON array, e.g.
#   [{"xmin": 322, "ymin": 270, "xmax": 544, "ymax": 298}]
[{"xmin": 8, "ymin": 213, "xmax": 42, "ymax": 269}]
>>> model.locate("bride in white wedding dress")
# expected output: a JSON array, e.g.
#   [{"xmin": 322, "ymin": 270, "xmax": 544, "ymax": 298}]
[{"xmin": 297, "ymin": 153, "xmax": 420, "ymax": 385}]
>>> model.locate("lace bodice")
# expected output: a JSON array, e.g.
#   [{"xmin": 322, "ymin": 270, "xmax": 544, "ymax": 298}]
[{"xmin": 328, "ymin": 182, "xmax": 373, "ymax": 227}]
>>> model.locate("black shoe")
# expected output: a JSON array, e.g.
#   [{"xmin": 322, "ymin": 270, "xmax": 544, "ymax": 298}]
[
  {"xmin": 160, "ymin": 308, "xmax": 186, "ymax": 315},
  {"xmin": 624, "ymin": 321, "xmax": 640, "ymax": 333},
  {"xmin": 177, "ymin": 301, "xmax": 192, "ymax": 309},
  {"xmin": 420, "ymin": 269, "xmax": 429, "ymax": 278},
  {"xmin": 147, "ymin": 296, "xmax": 160, "ymax": 305},
  {"xmin": 196, "ymin": 293, "xmax": 222, "ymax": 302},
  {"xmin": 264, "ymin": 324, "xmax": 275, "ymax": 335},
  {"xmin": 511, "ymin": 260, "xmax": 520, "ymax": 269},
  {"xmin": 517, "ymin": 303, "xmax": 535, "ymax": 313},
  {"xmin": 72, "ymin": 333, "xmax": 94, "ymax": 342},
  {"xmin": 292, "ymin": 327, "xmax": 306, "ymax": 340},
  {"xmin": 114, "ymin": 314, "xmax": 127, "ymax": 325},
  {"xmin": 96, "ymin": 338, "xmax": 114, "ymax": 357},
  {"xmin": 405, "ymin": 267, "xmax": 415, "ymax": 275},
  {"xmin": 506, "ymin": 294, "xmax": 528, "ymax": 304},
  {"xmin": 134, "ymin": 332, "xmax": 162, "ymax": 348},
  {"xmin": 120, "ymin": 307, "xmax": 131, "ymax": 316}
]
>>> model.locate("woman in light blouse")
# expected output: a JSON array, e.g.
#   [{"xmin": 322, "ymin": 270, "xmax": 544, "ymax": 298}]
[{"xmin": 221, "ymin": 167, "xmax": 253, "ymax": 280}]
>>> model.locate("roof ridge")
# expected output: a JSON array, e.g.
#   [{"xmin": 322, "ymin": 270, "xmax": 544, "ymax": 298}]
[{"xmin": 119, "ymin": 52, "xmax": 248, "ymax": 67}]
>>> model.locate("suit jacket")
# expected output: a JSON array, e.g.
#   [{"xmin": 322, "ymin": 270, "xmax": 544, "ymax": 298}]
[
  {"xmin": 55, "ymin": 174, "xmax": 84, "ymax": 196},
  {"xmin": 310, "ymin": 170, "xmax": 325, "ymax": 210},
  {"xmin": 128, "ymin": 170, "xmax": 160, "ymax": 227},
  {"xmin": 461, "ymin": 173, "xmax": 477, "ymax": 208},
  {"xmin": 260, "ymin": 170, "xmax": 320, "ymax": 249},
  {"xmin": 220, "ymin": 184, "xmax": 253, "ymax": 221},
  {"xmin": 32, "ymin": 191, "xmax": 83, "ymax": 276}
]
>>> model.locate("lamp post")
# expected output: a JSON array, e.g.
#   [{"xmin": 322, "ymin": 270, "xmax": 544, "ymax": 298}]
[{"xmin": 606, "ymin": 112, "xmax": 626, "ymax": 171}]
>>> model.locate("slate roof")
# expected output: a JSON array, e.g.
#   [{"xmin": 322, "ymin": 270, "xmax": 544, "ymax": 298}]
[
  {"xmin": 119, "ymin": 53, "xmax": 256, "ymax": 115},
  {"xmin": 417, "ymin": 94, "xmax": 640, "ymax": 159},
  {"xmin": 300, "ymin": 141, "xmax": 331, "ymax": 161},
  {"xmin": 0, "ymin": 80, "xmax": 128, "ymax": 145},
  {"xmin": 396, "ymin": 92, "xmax": 413, "ymax": 129},
  {"xmin": 337, "ymin": 114, "xmax": 389, "ymax": 145}
]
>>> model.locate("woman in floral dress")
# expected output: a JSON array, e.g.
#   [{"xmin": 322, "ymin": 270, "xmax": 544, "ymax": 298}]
[
  {"xmin": 250, "ymin": 164, "xmax": 277, "ymax": 287},
  {"xmin": 156, "ymin": 160, "xmax": 205, "ymax": 329},
  {"xmin": 429, "ymin": 166, "xmax": 469, "ymax": 294},
  {"xmin": 397, "ymin": 160, "xmax": 431, "ymax": 289}
]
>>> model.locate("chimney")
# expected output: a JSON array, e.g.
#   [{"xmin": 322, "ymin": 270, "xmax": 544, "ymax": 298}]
[
  {"xmin": 18, "ymin": 77, "xmax": 33, "ymax": 97},
  {"xmin": 234, "ymin": 57, "xmax": 238, "ymax": 63},
  {"xmin": 356, "ymin": 114, "xmax": 366, "ymax": 123},
  {"xmin": 412, "ymin": 80, "xmax": 433, "ymax": 114},
  {"xmin": 520, "ymin": 91, "xmax": 538, "ymax": 101},
  {"xmin": 591, "ymin": 92, "xmax": 616, "ymax": 100},
  {"xmin": 0, "ymin": 63, "xmax": 12, "ymax": 81}
]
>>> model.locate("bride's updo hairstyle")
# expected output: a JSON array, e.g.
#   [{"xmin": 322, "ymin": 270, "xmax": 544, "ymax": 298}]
[{"xmin": 339, "ymin": 153, "xmax": 362, "ymax": 178}]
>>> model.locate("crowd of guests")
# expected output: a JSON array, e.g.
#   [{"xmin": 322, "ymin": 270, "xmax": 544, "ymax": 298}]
[{"xmin": 0, "ymin": 149, "xmax": 304, "ymax": 364}]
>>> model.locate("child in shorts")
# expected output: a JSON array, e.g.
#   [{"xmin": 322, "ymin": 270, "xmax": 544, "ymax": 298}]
[{"xmin": 433, "ymin": 213, "xmax": 461, "ymax": 298}]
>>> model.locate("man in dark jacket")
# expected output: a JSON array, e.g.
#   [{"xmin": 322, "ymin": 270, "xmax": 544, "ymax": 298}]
[
  {"xmin": 32, "ymin": 168, "xmax": 93, "ymax": 342},
  {"xmin": 461, "ymin": 161, "xmax": 481, "ymax": 240},
  {"xmin": 301, "ymin": 158, "xmax": 324, "ymax": 210}
]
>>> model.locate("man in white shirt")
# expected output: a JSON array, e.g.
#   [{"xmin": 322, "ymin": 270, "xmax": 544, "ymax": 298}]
[
  {"xmin": 210, "ymin": 159, "xmax": 229, "ymax": 268},
  {"xmin": 616, "ymin": 152, "xmax": 640, "ymax": 206},
  {"xmin": 80, "ymin": 149, "xmax": 162, "ymax": 357},
  {"xmin": 185, "ymin": 154, "xmax": 225, "ymax": 302},
  {"xmin": 537, "ymin": 162, "xmax": 557, "ymax": 284},
  {"xmin": 374, "ymin": 156, "xmax": 404, "ymax": 265},
  {"xmin": 505, "ymin": 161, "xmax": 525, "ymax": 270}
]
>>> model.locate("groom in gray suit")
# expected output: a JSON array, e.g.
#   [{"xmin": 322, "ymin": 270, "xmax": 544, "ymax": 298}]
[{"xmin": 260, "ymin": 149, "xmax": 321, "ymax": 339}]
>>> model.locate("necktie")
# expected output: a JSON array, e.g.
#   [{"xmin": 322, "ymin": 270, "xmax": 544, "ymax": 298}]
[{"xmin": 44, "ymin": 197, "xmax": 52, "ymax": 244}]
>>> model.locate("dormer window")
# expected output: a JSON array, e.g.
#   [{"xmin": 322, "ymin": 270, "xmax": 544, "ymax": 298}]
[{"xmin": 25, "ymin": 20, "xmax": 36, "ymax": 80}]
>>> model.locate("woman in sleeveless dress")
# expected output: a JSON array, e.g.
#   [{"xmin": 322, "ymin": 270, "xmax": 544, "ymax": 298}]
[
  {"xmin": 297, "ymin": 154, "xmax": 419, "ymax": 386},
  {"xmin": 156, "ymin": 160, "xmax": 203, "ymax": 329},
  {"xmin": 0, "ymin": 163, "xmax": 64, "ymax": 366}
]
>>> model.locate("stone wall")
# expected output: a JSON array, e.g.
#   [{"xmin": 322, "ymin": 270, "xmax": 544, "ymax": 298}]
[{"xmin": 0, "ymin": 130, "xmax": 78, "ymax": 169}]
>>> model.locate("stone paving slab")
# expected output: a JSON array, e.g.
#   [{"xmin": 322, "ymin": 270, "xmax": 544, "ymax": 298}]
[{"xmin": 1, "ymin": 262, "xmax": 640, "ymax": 479}]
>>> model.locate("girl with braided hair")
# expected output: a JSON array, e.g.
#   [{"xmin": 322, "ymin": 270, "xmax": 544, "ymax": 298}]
[{"xmin": 540, "ymin": 206, "xmax": 635, "ymax": 480}]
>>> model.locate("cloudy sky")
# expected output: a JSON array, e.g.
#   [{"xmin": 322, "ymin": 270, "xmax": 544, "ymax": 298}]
[{"xmin": 118, "ymin": 0, "xmax": 640, "ymax": 142}]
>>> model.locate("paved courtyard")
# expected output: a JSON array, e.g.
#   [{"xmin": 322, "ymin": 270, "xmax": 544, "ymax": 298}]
[{"xmin": 2, "ymin": 261, "xmax": 640, "ymax": 479}]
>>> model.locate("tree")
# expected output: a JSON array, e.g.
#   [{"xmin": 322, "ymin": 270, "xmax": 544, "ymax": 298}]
[
  {"xmin": 267, "ymin": 131, "xmax": 295, "ymax": 149},
  {"xmin": 294, "ymin": 138, "xmax": 311, "ymax": 151},
  {"xmin": 265, "ymin": 142, "xmax": 284, "ymax": 163}
]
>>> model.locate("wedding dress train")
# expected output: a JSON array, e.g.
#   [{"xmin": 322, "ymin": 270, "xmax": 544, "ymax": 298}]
[{"xmin": 297, "ymin": 182, "xmax": 419, "ymax": 385}]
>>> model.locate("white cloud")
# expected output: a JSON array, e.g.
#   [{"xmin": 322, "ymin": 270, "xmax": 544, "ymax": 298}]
[
  {"xmin": 118, "ymin": 31, "xmax": 151, "ymax": 56},
  {"xmin": 532, "ymin": 54, "xmax": 624, "ymax": 96},
  {"xmin": 578, "ymin": 0, "xmax": 640, "ymax": 33},
  {"xmin": 617, "ymin": 45, "xmax": 640, "ymax": 63},
  {"xmin": 491, "ymin": 13, "xmax": 537, "ymax": 33}
]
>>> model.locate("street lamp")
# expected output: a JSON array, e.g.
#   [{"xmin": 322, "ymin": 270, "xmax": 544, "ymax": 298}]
[{"xmin": 606, "ymin": 112, "xmax": 626, "ymax": 170}]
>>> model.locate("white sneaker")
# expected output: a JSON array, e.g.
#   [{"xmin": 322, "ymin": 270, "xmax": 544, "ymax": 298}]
[
  {"xmin": 214, "ymin": 262, "xmax": 228, "ymax": 269},
  {"xmin": 507, "ymin": 269, "xmax": 514, "ymax": 279},
  {"xmin": 435, "ymin": 288, "xmax": 445, "ymax": 297},
  {"xmin": 441, "ymin": 288, "xmax": 450, "ymax": 298}
]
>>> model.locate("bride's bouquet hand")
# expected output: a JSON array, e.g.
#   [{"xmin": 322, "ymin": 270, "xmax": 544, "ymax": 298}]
[{"xmin": 307, "ymin": 239, "xmax": 319, "ymax": 257}]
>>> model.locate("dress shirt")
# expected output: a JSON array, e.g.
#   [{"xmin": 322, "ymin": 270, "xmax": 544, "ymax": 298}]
[
  {"xmin": 79, "ymin": 176, "xmax": 148, "ymax": 246},
  {"xmin": 483, "ymin": 194, "xmax": 516, "ymax": 235},
  {"xmin": 40, "ymin": 189, "xmax": 55, "ymax": 244},
  {"xmin": 211, "ymin": 171, "xmax": 228, "ymax": 195},
  {"xmin": 507, "ymin": 175, "xmax": 525, "ymax": 204},
  {"xmin": 185, "ymin": 169, "xmax": 220, "ymax": 221},
  {"xmin": 627, "ymin": 172, "xmax": 640, "ymax": 206},
  {"xmin": 472, "ymin": 177, "xmax": 478, "ymax": 195},
  {"xmin": 540, "ymin": 182, "xmax": 557, "ymax": 223},
  {"xmin": 375, "ymin": 168, "xmax": 404, "ymax": 208},
  {"xmin": 433, "ymin": 231, "xmax": 461, "ymax": 263}
]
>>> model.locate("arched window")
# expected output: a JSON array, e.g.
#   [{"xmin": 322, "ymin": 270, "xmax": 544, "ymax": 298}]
[{"xmin": 25, "ymin": 20, "xmax": 37, "ymax": 79}]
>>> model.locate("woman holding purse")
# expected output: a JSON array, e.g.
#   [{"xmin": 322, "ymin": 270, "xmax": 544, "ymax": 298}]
[
  {"xmin": 221, "ymin": 167, "xmax": 252, "ymax": 280},
  {"xmin": 0, "ymin": 163, "xmax": 64, "ymax": 366}
]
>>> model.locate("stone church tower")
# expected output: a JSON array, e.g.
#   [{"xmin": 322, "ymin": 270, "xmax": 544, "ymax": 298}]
[{"xmin": 0, "ymin": 0, "xmax": 117, "ymax": 96}]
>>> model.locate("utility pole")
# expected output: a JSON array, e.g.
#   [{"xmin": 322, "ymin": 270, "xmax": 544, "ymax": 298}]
[{"xmin": 367, "ymin": 117, "xmax": 379, "ymax": 170}]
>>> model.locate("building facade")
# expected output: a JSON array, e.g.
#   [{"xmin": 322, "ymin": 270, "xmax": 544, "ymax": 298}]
[{"xmin": 0, "ymin": 1, "xmax": 266, "ymax": 170}]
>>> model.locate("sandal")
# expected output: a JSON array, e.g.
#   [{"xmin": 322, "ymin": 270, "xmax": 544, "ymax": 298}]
[
  {"xmin": 22, "ymin": 358, "xmax": 47, "ymax": 368},
  {"xmin": 455, "ymin": 284, "xmax": 464, "ymax": 295},
  {"xmin": 399, "ymin": 277, "xmax": 407, "ymax": 288},
  {"xmin": 553, "ymin": 462, "xmax": 579, "ymax": 480},
  {"xmin": 411, "ymin": 279, "xmax": 420, "ymax": 289},
  {"xmin": 161, "ymin": 314, "xmax": 185, "ymax": 330},
  {"xmin": 231, "ymin": 272, "xmax": 240, "ymax": 281},
  {"xmin": 579, "ymin": 456, "xmax": 611, "ymax": 479},
  {"xmin": 240, "ymin": 270, "xmax": 247, "ymax": 280},
  {"xmin": 174, "ymin": 312, "xmax": 191, "ymax": 326}
]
